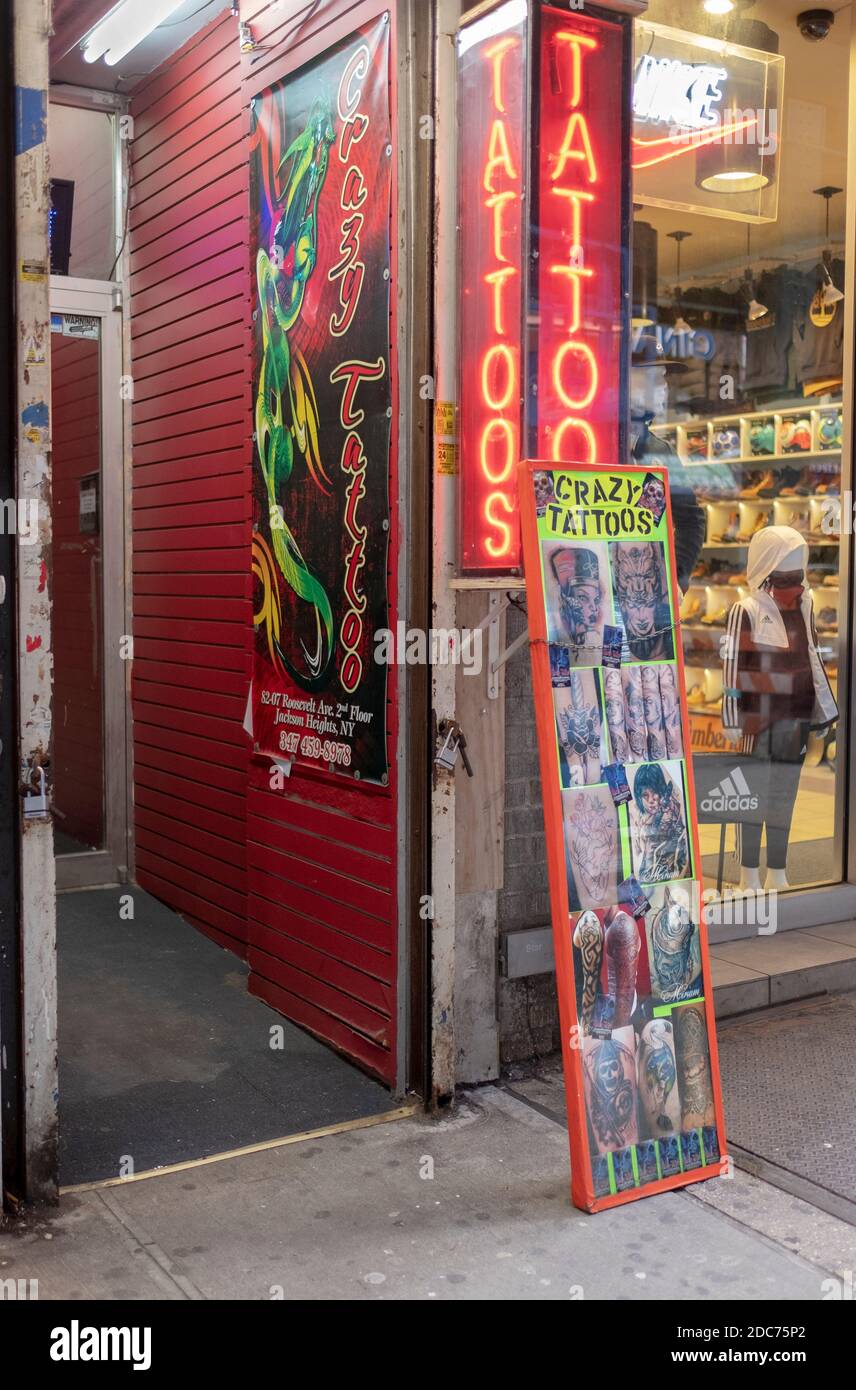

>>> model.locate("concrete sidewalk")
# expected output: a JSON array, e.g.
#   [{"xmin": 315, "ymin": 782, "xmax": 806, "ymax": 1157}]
[{"xmin": 3, "ymin": 1088, "xmax": 853, "ymax": 1301}]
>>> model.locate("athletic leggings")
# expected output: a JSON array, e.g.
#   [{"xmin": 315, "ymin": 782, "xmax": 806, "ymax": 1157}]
[{"xmin": 739, "ymin": 720, "xmax": 809, "ymax": 871}]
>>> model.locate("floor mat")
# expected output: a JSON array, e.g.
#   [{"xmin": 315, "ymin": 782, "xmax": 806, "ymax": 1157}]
[
  {"xmin": 59, "ymin": 888, "xmax": 391, "ymax": 1185},
  {"xmin": 716, "ymin": 992, "xmax": 856, "ymax": 1208}
]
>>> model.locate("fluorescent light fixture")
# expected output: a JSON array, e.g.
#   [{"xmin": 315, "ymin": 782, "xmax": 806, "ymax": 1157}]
[
  {"xmin": 703, "ymin": 0, "xmax": 734, "ymax": 14},
  {"xmin": 83, "ymin": 0, "xmax": 186, "ymax": 67},
  {"xmin": 457, "ymin": 0, "xmax": 527, "ymax": 56}
]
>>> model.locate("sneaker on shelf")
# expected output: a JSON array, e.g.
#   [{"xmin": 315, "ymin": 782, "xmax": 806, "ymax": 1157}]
[
  {"xmin": 736, "ymin": 512, "xmax": 769, "ymax": 543},
  {"xmin": 727, "ymin": 571, "xmax": 747, "ymax": 586},
  {"xmin": 712, "ymin": 512, "xmax": 740, "ymax": 543},
  {"xmin": 687, "ymin": 684, "xmax": 706, "ymax": 707},
  {"xmin": 701, "ymin": 605, "xmax": 730, "ymax": 626}
]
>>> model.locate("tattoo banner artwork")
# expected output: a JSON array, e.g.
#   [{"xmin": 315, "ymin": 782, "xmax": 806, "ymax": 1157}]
[
  {"xmin": 249, "ymin": 17, "xmax": 392, "ymax": 782},
  {"xmin": 518, "ymin": 459, "xmax": 727, "ymax": 1211}
]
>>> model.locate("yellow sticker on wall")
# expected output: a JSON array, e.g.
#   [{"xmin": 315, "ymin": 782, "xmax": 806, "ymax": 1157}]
[
  {"xmin": 436, "ymin": 442, "xmax": 458, "ymax": 475},
  {"xmin": 434, "ymin": 400, "xmax": 456, "ymax": 437}
]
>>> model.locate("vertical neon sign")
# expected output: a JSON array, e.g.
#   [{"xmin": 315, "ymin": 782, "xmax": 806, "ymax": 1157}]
[
  {"xmin": 458, "ymin": 1, "xmax": 526, "ymax": 573},
  {"xmin": 457, "ymin": 2, "xmax": 628, "ymax": 574}
]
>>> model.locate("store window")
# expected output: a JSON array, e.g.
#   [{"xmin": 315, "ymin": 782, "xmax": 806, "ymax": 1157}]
[{"xmin": 631, "ymin": 0, "xmax": 849, "ymax": 895}]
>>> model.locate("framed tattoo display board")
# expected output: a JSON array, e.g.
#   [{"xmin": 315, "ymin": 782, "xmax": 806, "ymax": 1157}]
[{"xmin": 518, "ymin": 458, "xmax": 728, "ymax": 1212}]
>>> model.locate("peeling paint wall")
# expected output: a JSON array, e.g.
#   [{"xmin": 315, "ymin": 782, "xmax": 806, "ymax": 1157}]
[{"xmin": 14, "ymin": 0, "xmax": 57, "ymax": 1202}]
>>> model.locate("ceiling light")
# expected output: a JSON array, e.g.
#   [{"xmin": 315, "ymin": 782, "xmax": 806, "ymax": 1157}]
[
  {"xmin": 83, "ymin": 0, "xmax": 186, "ymax": 67},
  {"xmin": 704, "ymin": 0, "xmax": 734, "ymax": 13},
  {"xmin": 699, "ymin": 169, "xmax": 769, "ymax": 193},
  {"xmin": 747, "ymin": 299, "xmax": 769, "ymax": 322}
]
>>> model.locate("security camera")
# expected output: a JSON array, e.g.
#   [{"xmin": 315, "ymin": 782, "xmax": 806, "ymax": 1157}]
[{"xmin": 797, "ymin": 9, "xmax": 835, "ymax": 40}]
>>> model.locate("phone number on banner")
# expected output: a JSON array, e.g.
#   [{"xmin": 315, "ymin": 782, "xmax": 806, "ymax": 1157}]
[{"xmin": 278, "ymin": 731, "xmax": 352, "ymax": 767}]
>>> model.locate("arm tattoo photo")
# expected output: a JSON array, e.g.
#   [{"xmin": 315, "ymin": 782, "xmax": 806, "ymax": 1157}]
[
  {"xmin": 622, "ymin": 666, "xmax": 648, "ymax": 760},
  {"xmin": 674, "ymin": 1001, "xmax": 716, "ymax": 1129},
  {"xmin": 603, "ymin": 667, "xmax": 630, "ymax": 763},
  {"xmin": 565, "ymin": 786, "xmax": 619, "ymax": 909},
  {"xmin": 556, "ymin": 671, "xmax": 602, "ymax": 786},
  {"xmin": 573, "ymin": 909, "xmax": 604, "ymax": 1033},
  {"xmin": 657, "ymin": 663, "xmax": 684, "ymax": 759},
  {"xmin": 641, "ymin": 665, "xmax": 667, "ymax": 760},
  {"xmin": 605, "ymin": 909, "xmax": 640, "ymax": 1028},
  {"xmin": 583, "ymin": 1031, "xmax": 638, "ymax": 1152},
  {"xmin": 638, "ymin": 1018, "xmax": 681, "ymax": 1137}
]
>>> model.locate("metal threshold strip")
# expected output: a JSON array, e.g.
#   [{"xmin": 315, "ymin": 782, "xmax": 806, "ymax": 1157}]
[{"xmin": 60, "ymin": 1103, "xmax": 421, "ymax": 1195}]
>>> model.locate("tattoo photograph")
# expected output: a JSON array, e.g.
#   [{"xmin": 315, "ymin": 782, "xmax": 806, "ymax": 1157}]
[
  {"xmin": 641, "ymin": 664, "xmax": 667, "ymax": 760},
  {"xmin": 543, "ymin": 541, "xmax": 609, "ymax": 665},
  {"xmin": 621, "ymin": 665, "xmax": 648, "ymax": 761},
  {"xmin": 645, "ymin": 882, "xmax": 701, "ymax": 1003},
  {"xmin": 573, "ymin": 909, "xmax": 604, "ymax": 1035},
  {"xmin": 554, "ymin": 669, "xmax": 604, "ymax": 787},
  {"xmin": 604, "ymin": 908, "xmax": 641, "ymax": 1028},
  {"xmin": 657, "ymin": 663, "xmax": 684, "ymax": 759},
  {"xmin": 609, "ymin": 540, "xmax": 674, "ymax": 661},
  {"xmin": 674, "ymin": 1001, "xmax": 716, "ymax": 1130},
  {"xmin": 563, "ymin": 784, "xmax": 621, "ymax": 910},
  {"xmin": 583, "ymin": 1027, "xmax": 639, "ymax": 1153},
  {"xmin": 603, "ymin": 666, "xmax": 630, "ymax": 763},
  {"xmin": 637, "ymin": 1017, "xmax": 681, "ymax": 1138},
  {"xmin": 628, "ymin": 760, "xmax": 691, "ymax": 885}
]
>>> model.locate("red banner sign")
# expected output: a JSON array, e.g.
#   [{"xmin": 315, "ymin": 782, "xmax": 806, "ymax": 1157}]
[{"xmin": 249, "ymin": 17, "xmax": 392, "ymax": 782}]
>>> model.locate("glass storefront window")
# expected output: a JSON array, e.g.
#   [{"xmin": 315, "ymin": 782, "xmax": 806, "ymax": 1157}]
[{"xmin": 631, "ymin": 0, "xmax": 849, "ymax": 894}]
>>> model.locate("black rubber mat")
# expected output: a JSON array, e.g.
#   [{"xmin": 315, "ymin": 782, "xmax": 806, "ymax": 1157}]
[
  {"xmin": 59, "ymin": 888, "xmax": 391, "ymax": 1185},
  {"xmin": 717, "ymin": 993, "xmax": 856, "ymax": 1206}
]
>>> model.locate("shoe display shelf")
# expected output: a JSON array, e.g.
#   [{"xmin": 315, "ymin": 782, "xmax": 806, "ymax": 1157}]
[{"xmin": 656, "ymin": 403, "xmax": 843, "ymax": 465}]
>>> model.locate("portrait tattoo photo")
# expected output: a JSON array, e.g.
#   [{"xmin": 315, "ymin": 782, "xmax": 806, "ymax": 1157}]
[
  {"xmin": 628, "ymin": 760, "xmax": 691, "ymax": 885},
  {"xmin": 609, "ymin": 540, "xmax": 674, "ymax": 661},
  {"xmin": 544, "ymin": 541, "xmax": 609, "ymax": 665}
]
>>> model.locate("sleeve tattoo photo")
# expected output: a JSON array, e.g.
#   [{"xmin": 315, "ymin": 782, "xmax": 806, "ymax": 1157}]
[
  {"xmin": 646, "ymin": 884, "xmax": 700, "ymax": 1003},
  {"xmin": 603, "ymin": 667, "xmax": 630, "ymax": 763},
  {"xmin": 674, "ymin": 1001, "xmax": 716, "ymax": 1130},
  {"xmin": 564, "ymin": 785, "xmax": 620, "ymax": 910},
  {"xmin": 637, "ymin": 1018, "xmax": 681, "ymax": 1138},
  {"xmin": 657, "ymin": 664, "xmax": 684, "ymax": 759},
  {"xmin": 641, "ymin": 664, "xmax": 667, "ymax": 760},
  {"xmin": 573, "ymin": 909, "xmax": 604, "ymax": 1033},
  {"xmin": 605, "ymin": 908, "xmax": 640, "ymax": 1028},
  {"xmin": 583, "ymin": 1027, "xmax": 639, "ymax": 1153},
  {"xmin": 621, "ymin": 665, "xmax": 648, "ymax": 761}
]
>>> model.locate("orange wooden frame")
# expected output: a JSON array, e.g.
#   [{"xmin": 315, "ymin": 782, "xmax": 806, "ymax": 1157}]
[{"xmin": 517, "ymin": 456, "xmax": 729, "ymax": 1211}]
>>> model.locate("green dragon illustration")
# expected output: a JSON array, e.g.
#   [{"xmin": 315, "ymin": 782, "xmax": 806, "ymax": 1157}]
[{"xmin": 253, "ymin": 97, "xmax": 336, "ymax": 690}]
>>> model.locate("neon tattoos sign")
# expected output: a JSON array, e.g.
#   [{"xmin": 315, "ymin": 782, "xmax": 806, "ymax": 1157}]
[
  {"xmin": 458, "ymin": 3, "xmax": 628, "ymax": 574},
  {"xmin": 458, "ymin": 5, "xmax": 525, "ymax": 571}
]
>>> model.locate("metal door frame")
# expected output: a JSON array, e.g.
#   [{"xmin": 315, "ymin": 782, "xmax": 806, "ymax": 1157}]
[{"xmin": 50, "ymin": 276, "xmax": 129, "ymax": 888}]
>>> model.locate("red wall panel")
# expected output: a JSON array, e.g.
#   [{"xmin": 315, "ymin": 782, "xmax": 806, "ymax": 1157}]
[{"xmin": 129, "ymin": 11, "xmax": 252, "ymax": 957}]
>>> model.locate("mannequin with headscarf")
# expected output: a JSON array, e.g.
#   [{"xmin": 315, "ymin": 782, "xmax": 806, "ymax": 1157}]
[{"xmin": 722, "ymin": 526, "xmax": 837, "ymax": 890}]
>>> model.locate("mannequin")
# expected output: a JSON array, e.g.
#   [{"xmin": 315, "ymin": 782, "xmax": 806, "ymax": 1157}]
[
  {"xmin": 721, "ymin": 527, "xmax": 838, "ymax": 891},
  {"xmin": 630, "ymin": 326, "xmax": 706, "ymax": 592}
]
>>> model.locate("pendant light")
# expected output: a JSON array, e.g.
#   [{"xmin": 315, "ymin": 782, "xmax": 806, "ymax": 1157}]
[
  {"xmin": 743, "ymin": 226, "xmax": 768, "ymax": 323},
  {"xmin": 813, "ymin": 186, "xmax": 844, "ymax": 307},
  {"xmin": 667, "ymin": 230, "xmax": 692, "ymax": 334}
]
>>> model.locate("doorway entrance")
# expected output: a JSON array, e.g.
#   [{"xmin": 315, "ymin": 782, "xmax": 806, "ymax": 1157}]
[{"xmin": 50, "ymin": 278, "xmax": 129, "ymax": 889}]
